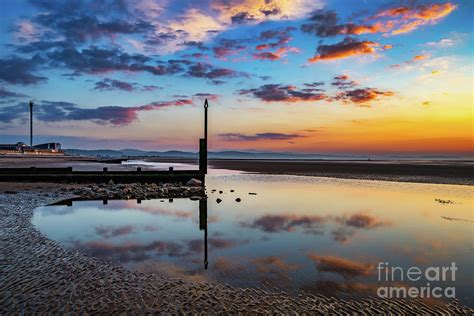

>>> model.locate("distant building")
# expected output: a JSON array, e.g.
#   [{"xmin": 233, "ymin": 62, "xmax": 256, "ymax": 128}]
[
  {"xmin": 0, "ymin": 142, "xmax": 64, "ymax": 155},
  {"xmin": 0, "ymin": 142, "xmax": 27, "ymax": 153}
]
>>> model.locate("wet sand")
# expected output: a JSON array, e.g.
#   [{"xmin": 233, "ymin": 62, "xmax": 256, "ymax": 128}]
[
  {"xmin": 1, "ymin": 182, "xmax": 473, "ymax": 314},
  {"xmin": 2, "ymin": 156, "xmax": 472, "ymax": 185},
  {"xmin": 206, "ymin": 159, "xmax": 474, "ymax": 185}
]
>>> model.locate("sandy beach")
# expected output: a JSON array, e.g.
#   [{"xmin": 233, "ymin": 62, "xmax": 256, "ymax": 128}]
[
  {"xmin": 146, "ymin": 157, "xmax": 474, "ymax": 186},
  {"xmin": 1, "ymin": 182, "xmax": 472, "ymax": 314},
  {"xmin": 1, "ymin": 157, "xmax": 473, "ymax": 313}
]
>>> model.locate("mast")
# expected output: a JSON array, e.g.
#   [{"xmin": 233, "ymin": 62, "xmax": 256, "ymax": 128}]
[{"xmin": 29, "ymin": 101, "xmax": 34, "ymax": 146}]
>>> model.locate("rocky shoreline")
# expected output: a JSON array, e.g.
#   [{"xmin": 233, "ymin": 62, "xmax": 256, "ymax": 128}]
[
  {"xmin": 66, "ymin": 179, "xmax": 205, "ymax": 200},
  {"xmin": 1, "ymin": 183, "xmax": 473, "ymax": 314}
]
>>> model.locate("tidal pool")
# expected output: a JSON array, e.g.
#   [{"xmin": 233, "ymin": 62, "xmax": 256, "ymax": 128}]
[{"xmin": 33, "ymin": 174, "xmax": 473, "ymax": 306}]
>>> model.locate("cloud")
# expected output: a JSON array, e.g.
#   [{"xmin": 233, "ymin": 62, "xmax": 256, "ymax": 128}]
[
  {"xmin": 238, "ymin": 84, "xmax": 326, "ymax": 102},
  {"xmin": 253, "ymin": 47, "xmax": 300, "ymax": 61},
  {"xmin": 219, "ymin": 132, "xmax": 305, "ymax": 142},
  {"xmin": 307, "ymin": 253, "xmax": 374, "ymax": 279},
  {"xmin": 211, "ymin": 0, "xmax": 323, "ymax": 25},
  {"xmin": 240, "ymin": 214, "xmax": 326, "ymax": 234},
  {"xmin": 302, "ymin": 3, "xmax": 456, "ymax": 40},
  {"xmin": 0, "ymin": 87, "xmax": 27, "ymax": 99},
  {"xmin": 193, "ymin": 93, "xmax": 219, "ymax": 101},
  {"xmin": 212, "ymin": 38, "xmax": 246, "ymax": 59},
  {"xmin": 390, "ymin": 53, "xmax": 430, "ymax": 69},
  {"xmin": 186, "ymin": 62, "xmax": 247, "ymax": 80},
  {"xmin": 0, "ymin": 98, "xmax": 194, "ymax": 125},
  {"xmin": 425, "ymin": 33, "xmax": 465, "ymax": 48},
  {"xmin": 334, "ymin": 87, "xmax": 394, "ymax": 105},
  {"xmin": 167, "ymin": 8, "xmax": 226, "ymax": 44},
  {"xmin": 0, "ymin": 55, "xmax": 47, "ymax": 85},
  {"xmin": 93, "ymin": 78, "xmax": 161, "ymax": 92},
  {"xmin": 302, "ymin": 10, "xmax": 385, "ymax": 37},
  {"xmin": 43, "ymin": 46, "xmax": 246, "ymax": 81},
  {"xmin": 371, "ymin": 2, "xmax": 457, "ymax": 35},
  {"xmin": 93, "ymin": 78, "xmax": 135, "ymax": 92},
  {"xmin": 308, "ymin": 37, "xmax": 386, "ymax": 63},
  {"xmin": 331, "ymin": 75, "xmax": 358, "ymax": 89}
]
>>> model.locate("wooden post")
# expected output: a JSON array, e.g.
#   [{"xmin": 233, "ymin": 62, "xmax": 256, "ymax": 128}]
[
  {"xmin": 200, "ymin": 99, "xmax": 209, "ymax": 175},
  {"xmin": 199, "ymin": 138, "xmax": 207, "ymax": 175}
]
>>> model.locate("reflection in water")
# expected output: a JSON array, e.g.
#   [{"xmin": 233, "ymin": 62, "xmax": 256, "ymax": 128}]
[
  {"xmin": 199, "ymin": 198, "xmax": 208, "ymax": 270},
  {"xmin": 34, "ymin": 174, "xmax": 474, "ymax": 306}
]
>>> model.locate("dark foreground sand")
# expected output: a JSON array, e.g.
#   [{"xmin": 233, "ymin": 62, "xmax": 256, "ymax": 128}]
[{"xmin": 1, "ymin": 182, "xmax": 473, "ymax": 314}]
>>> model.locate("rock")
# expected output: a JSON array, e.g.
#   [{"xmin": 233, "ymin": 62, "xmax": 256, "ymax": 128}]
[
  {"xmin": 230, "ymin": 190, "xmax": 234, "ymax": 192},
  {"xmin": 219, "ymin": 191, "xmax": 223, "ymax": 194},
  {"xmin": 186, "ymin": 178, "xmax": 202, "ymax": 187},
  {"xmin": 235, "ymin": 198, "xmax": 241, "ymax": 202},
  {"xmin": 248, "ymin": 192, "xmax": 257, "ymax": 195},
  {"xmin": 216, "ymin": 198, "xmax": 222, "ymax": 204},
  {"xmin": 108, "ymin": 180, "xmax": 115, "ymax": 185}
]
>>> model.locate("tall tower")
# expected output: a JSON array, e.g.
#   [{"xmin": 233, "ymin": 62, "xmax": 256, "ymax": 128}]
[{"xmin": 29, "ymin": 101, "xmax": 34, "ymax": 146}]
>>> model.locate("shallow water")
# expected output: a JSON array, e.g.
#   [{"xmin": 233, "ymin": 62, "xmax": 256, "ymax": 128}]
[{"xmin": 33, "ymin": 171, "xmax": 474, "ymax": 306}]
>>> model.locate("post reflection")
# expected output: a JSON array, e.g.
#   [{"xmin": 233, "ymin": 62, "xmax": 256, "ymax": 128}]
[{"xmin": 199, "ymin": 197, "xmax": 208, "ymax": 270}]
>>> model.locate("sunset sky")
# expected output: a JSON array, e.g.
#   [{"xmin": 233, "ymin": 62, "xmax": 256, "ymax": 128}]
[{"xmin": 0, "ymin": 0, "xmax": 472, "ymax": 155}]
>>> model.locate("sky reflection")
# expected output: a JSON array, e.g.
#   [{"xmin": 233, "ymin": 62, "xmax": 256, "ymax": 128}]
[{"xmin": 33, "ymin": 174, "xmax": 473, "ymax": 305}]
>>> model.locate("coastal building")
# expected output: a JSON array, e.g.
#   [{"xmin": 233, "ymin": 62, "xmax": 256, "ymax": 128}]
[{"xmin": 0, "ymin": 142, "xmax": 64, "ymax": 155}]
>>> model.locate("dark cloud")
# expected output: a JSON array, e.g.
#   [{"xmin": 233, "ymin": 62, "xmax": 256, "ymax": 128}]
[
  {"xmin": 0, "ymin": 55, "xmax": 47, "ymax": 85},
  {"xmin": 331, "ymin": 75, "xmax": 357, "ymax": 89},
  {"xmin": 302, "ymin": 10, "xmax": 383, "ymax": 37},
  {"xmin": 256, "ymin": 27, "xmax": 295, "ymax": 50},
  {"xmin": 0, "ymin": 98, "xmax": 194, "ymax": 125},
  {"xmin": 0, "ymin": 104, "xmax": 27, "ymax": 123},
  {"xmin": 0, "ymin": 87, "xmax": 27, "ymax": 99},
  {"xmin": 219, "ymin": 132, "xmax": 305, "ymax": 142},
  {"xmin": 334, "ymin": 87, "xmax": 394, "ymax": 105},
  {"xmin": 309, "ymin": 37, "xmax": 383, "ymax": 63},
  {"xmin": 253, "ymin": 52, "xmax": 281, "ymax": 61},
  {"xmin": 240, "ymin": 214, "xmax": 326, "ymax": 234},
  {"xmin": 186, "ymin": 62, "xmax": 246, "ymax": 80},
  {"xmin": 93, "ymin": 78, "xmax": 161, "ymax": 92},
  {"xmin": 238, "ymin": 84, "xmax": 326, "ymax": 102},
  {"xmin": 48, "ymin": 15, "xmax": 153, "ymax": 43},
  {"xmin": 24, "ymin": 0, "xmax": 149, "ymax": 46},
  {"xmin": 260, "ymin": 8, "xmax": 281, "ymax": 17},
  {"xmin": 94, "ymin": 78, "xmax": 135, "ymax": 91},
  {"xmin": 47, "ymin": 46, "xmax": 166, "ymax": 76},
  {"xmin": 231, "ymin": 12, "xmax": 256, "ymax": 24},
  {"xmin": 213, "ymin": 39, "xmax": 246, "ymax": 58},
  {"xmin": 181, "ymin": 41, "xmax": 209, "ymax": 51}
]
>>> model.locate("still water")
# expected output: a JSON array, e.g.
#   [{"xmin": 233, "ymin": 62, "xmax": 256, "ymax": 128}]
[{"xmin": 33, "ymin": 170, "xmax": 473, "ymax": 305}]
